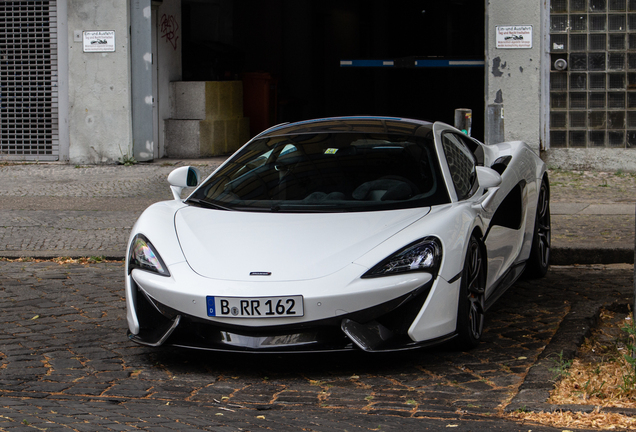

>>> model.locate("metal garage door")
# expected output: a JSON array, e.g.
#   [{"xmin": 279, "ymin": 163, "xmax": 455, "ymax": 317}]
[{"xmin": 0, "ymin": 1, "xmax": 59, "ymax": 160}]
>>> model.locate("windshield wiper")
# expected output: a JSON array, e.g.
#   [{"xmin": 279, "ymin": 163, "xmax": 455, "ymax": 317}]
[{"xmin": 186, "ymin": 198, "xmax": 233, "ymax": 211}]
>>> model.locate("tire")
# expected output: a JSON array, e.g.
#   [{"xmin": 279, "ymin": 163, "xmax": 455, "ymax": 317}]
[
  {"xmin": 456, "ymin": 235, "xmax": 486, "ymax": 349},
  {"xmin": 523, "ymin": 177, "xmax": 551, "ymax": 279}
]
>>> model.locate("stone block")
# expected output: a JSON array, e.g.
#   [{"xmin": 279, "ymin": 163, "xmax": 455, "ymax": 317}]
[
  {"xmin": 171, "ymin": 81, "xmax": 245, "ymax": 120},
  {"xmin": 171, "ymin": 82, "xmax": 206, "ymax": 120},
  {"xmin": 164, "ymin": 120, "xmax": 201, "ymax": 158},
  {"xmin": 223, "ymin": 117, "xmax": 250, "ymax": 154},
  {"xmin": 167, "ymin": 81, "xmax": 250, "ymax": 157},
  {"xmin": 199, "ymin": 121, "xmax": 221, "ymax": 157},
  {"xmin": 205, "ymin": 81, "xmax": 244, "ymax": 120},
  {"xmin": 200, "ymin": 117, "xmax": 251, "ymax": 156}
]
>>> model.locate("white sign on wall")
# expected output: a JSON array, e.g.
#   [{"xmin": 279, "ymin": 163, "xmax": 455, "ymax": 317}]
[
  {"xmin": 83, "ymin": 31, "xmax": 116, "ymax": 52},
  {"xmin": 496, "ymin": 26, "xmax": 533, "ymax": 49}
]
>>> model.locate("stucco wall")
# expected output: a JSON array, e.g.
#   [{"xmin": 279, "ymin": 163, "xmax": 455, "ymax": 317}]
[
  {"xmin": 485, "ymin": 0, "xmax": 544, "ymax": 153},
  {"xmin": 67, "ymin": 0, "xmax": 132, "ymax": 164}
]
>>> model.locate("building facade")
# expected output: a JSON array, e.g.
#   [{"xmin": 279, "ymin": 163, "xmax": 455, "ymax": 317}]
[{"xmin": 0, "ymin": 0, "xmax": 632, "ymax": 170}]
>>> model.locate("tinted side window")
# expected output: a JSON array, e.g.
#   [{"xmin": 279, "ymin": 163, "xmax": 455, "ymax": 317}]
[
  {"xmin": 441, "ymin": 133, "xmax": 477, "ymax": 200},
  {"xmin": 456, "ymin": 135, "xmax": 484, "ymax": 166}
]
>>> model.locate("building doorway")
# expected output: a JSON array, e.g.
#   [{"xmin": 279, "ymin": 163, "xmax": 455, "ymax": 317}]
[{"xmin": 181, "ymin": 0, "xmax": 486, "ymax": 139}]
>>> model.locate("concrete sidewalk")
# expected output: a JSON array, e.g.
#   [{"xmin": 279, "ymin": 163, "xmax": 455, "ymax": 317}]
[
  {"xmin": 550, "ymin": 169, "xmax": 635, "ymax": 264},
  {"xmin": 0, "ymin": 159, "xmax": 633, "ymax": 264}
]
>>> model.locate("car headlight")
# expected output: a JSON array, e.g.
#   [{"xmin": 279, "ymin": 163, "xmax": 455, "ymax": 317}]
[
  {"xmin": 362, "ymin": 237, "xmax": 442, "ymax": 278},
  {"xmin": 128, "ymin": 234, "xmax": 170, "ymax": 277}
]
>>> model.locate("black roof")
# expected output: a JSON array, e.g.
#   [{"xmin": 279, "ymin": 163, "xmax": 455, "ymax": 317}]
[{"xmin": 258, "ymin": 117, "xmax": 434, "ymax": 139}]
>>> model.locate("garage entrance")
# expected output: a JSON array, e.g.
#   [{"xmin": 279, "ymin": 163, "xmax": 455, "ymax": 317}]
[{"xmin": 181, "ymin": 0, "xmax": 485, "ymax": 140}]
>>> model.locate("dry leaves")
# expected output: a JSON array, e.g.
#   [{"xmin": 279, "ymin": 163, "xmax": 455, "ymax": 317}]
[
  {"xmin": 509, "ymin": 309, "xmax": 636, "ymax": 429},
  {"xmin": 0, "ymin": 256, "xmax": 121, "ymax": 264},
  {"xmin": 510, "ymin": 409, "xmax": 636, "ymax": 430}
]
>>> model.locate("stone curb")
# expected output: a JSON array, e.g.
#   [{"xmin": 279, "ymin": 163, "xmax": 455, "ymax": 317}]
[
  {"xmin": 551, "ymin": 247, "xmax": 634, "ymax": 265},
  {"xmin": 0, "ymin": 250, "xmax": 126, "ymax": 260},
  {"xmin": 506, "ymin": 299, "xmax": 634, "ymax": 416}
]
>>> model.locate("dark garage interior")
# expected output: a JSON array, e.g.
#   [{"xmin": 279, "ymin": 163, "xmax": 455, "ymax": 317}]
[{"xmin": 181, "ymin": 0, "xmax": 486, "ymax": 140}]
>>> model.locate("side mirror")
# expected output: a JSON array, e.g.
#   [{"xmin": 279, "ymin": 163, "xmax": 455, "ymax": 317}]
[
  {"xmin": 473, "ymin": 166, "xmax": 502, "ymax": 211},
  {"xmin": 167, "ymin": 166, "xmax": 200, "ymax": 200},
  {"xmin": 475, "ymin": 166, "xmax": 502, "ymax": 190}
]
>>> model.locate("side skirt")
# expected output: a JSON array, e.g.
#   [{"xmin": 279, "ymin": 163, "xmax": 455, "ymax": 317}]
[{"xmin": 484, "ymin": 262, "xmax": 526, "ymax": 312}]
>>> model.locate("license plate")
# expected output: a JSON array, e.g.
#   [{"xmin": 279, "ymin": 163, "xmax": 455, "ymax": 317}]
[{"xmin": 206, "ymin": 295, "xmax": 304, "ymax": 318}]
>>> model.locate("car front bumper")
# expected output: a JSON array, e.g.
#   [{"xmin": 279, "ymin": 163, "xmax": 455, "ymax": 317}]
[{"xmin": 125, "ymin": 263, "xmax": 456, "ymax": 352}]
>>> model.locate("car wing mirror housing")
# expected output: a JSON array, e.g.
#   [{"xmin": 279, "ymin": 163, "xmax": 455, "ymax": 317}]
[
  {"xmin": 474, "ymin": 166, "xmax": 502, "ymax": 211},
  {"xmin": 476, "ymin": 166, "xmax": 502, "ymax": 190},
  {"xmin": 167, "ymin": 166, "xmax": 200, "ymax": 200}
]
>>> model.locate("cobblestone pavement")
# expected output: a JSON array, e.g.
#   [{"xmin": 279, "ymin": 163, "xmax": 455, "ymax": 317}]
[
  {"xmin": 0, "ymin": 161, "xmax": 634, "ymax": 263},
  {"xmin": 0, "ymin": 261, "xmax": 630, "ymax": 431},
  {"xmin": 0, "ymin": 210, "xmax": 135, "ymax": 258},
  {"xmin": 0, "ymin": 164, "xmax": 185, "ymax": 198},
  {"xmin": 0, "ymin": 161, "xmax": 222, "ymax": 259}
]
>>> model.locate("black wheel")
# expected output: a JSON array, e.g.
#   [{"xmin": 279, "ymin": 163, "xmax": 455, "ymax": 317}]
[
  {"xmin": 456, "ymin": 236, "xmax": 486, "ymax": 349},
  {"xmin": 523, "ymin": 177, "xmax": 550, "ymax": 279}
]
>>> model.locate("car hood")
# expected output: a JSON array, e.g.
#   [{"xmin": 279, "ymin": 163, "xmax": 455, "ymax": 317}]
[{"xmin": 174, "ymin": 207, "xmax": 430, "ymax": 281}]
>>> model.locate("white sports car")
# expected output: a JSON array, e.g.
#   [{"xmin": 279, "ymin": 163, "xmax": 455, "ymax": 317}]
[{"xmin": 125, "ymin": 117, "xmax": 550, "ymax": 352}]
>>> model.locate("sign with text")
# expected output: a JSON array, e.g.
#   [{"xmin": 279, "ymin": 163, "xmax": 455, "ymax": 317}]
[
  {"xmin": 496, "ymin": 26, "xmax": 533, "ymax": 49},
  {"xmin": 83, "ymin": 31, "xmax": 116, "ymax": 52}
]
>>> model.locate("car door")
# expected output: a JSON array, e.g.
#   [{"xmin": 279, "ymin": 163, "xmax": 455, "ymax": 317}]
[{"xmin": 434, "ymin": 124, "xmax": 524, "ymax": 297}]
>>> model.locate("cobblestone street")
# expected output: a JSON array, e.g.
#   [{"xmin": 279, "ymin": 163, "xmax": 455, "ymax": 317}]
[
  {"xmin": 0, "ymin": 163, "xmax": 222, "ymax": 259},
  {"xmin": 0, "ymin": 162, "xmax": 634, "ymax": 429},
  {"xmin": 0, "ymin": 261, "xmax": 631, "ymax": 431},
  {"xmin": 0, "ymin": 162, "xmax": 634, "ymax": 263}
]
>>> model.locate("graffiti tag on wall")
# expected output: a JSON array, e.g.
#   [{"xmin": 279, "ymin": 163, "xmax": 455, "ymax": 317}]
[{"xmin": 160, "ymin": 14, "xmax": 179, "ymax": 50}]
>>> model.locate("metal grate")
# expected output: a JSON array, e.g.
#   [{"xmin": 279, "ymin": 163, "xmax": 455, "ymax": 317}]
[
  {"xmin": 0, "ymin": 1, "xmax": 58, "ymax": 160},
  {"xmin": 550, "ymin": 0, "xmax": 636, "ymax": 148}
]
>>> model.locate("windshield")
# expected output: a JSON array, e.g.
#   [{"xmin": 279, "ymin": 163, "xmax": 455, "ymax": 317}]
[{"xmin": 188, "ymin": 131, "xmax": 450, "ymax": 212}]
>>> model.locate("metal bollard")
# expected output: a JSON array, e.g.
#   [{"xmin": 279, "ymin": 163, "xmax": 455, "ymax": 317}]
[
  {"xmin": 487, "ymin": 104, "xmax": 505, "ymax": 144},
  {"xmin": 454, "ymin": 108, "xmax": 472, "ymax": 136}
]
